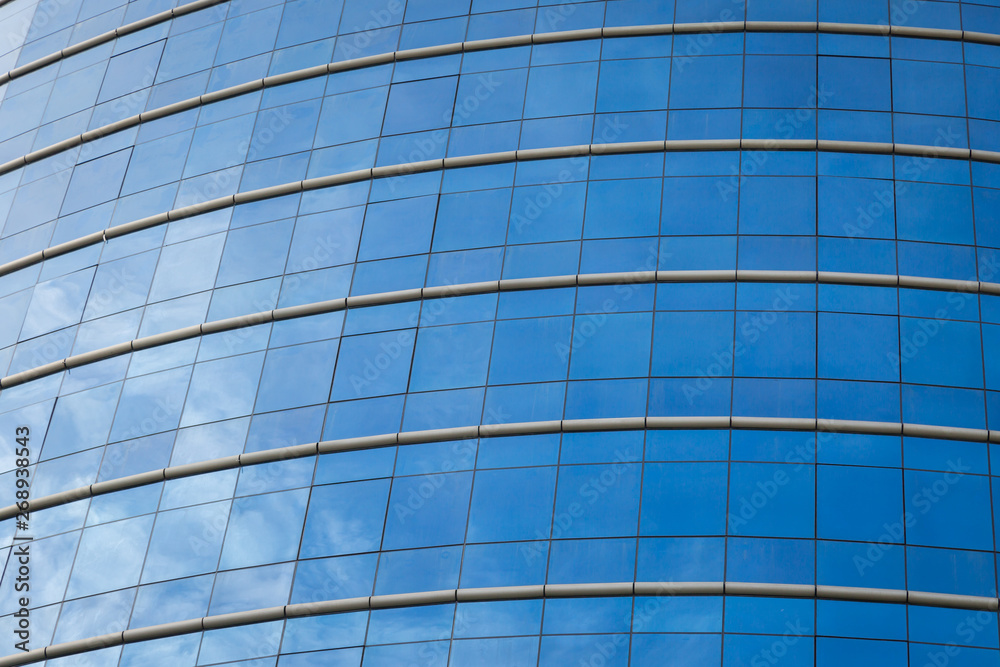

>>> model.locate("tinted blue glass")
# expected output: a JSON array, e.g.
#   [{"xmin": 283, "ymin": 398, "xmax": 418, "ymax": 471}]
[
  {"xmin": 896, "ymin": 181, "xmax": 974, "ymax": 245},
  {"xmin": 434, "ymin": 188, "xmax": 511, "ymax": 251},
  {"xmin": 735, "ymin": 312, "xmax": 816, "ymax": 378},
  {"xmin": 180, "ymin": 352, "xmax": 265, "ymax": 426},
  {"xmin": 300, "ymin": 480, "xmax": 390, "ymax": 558},
  {"xmin": 641, "ymin": 462, "xmax": 728, "ymax": 535},
  {"xmin": 727, "ymin": 537, "xmax": 815, "ymax": 584},
  {"xmin": 9, "ymin": 4, "xmax": 1000, "ymax": 661},
  {"xmin": 597, "ymin": 58, "xmax": 670, "ymax": 112},
  {"xmin": 652, "ymin": 311, "xmax": 734, "ymax": 376},
  {"xmin": 584, "ymin": 179, "xmax": 661, "ymax": 238},
  {"xmin": 382, "ymin": 472, "xmax": 472, "ymax": 549},
  {"xmin": 316, "ymin": 87, "xmax": 388, "ymax": 146},
  {"xmin": 569, "ymin": 312, "xmax": 653, "ymax": 379},
  {"xmin": 489, "ymin": 317, "xmax": 572, "ymax": 383},
  {"xmin": 330, "ymin": 330, "xmax": 415, "ymax": 400},
  {"xmin": 546, "ymin": 538, "xmax": 636, "ymax": 584},
  {"xmin": 670, "ymin": 56, "xmax": 743, "ymax": 108},
  {"xmin": 523, "ymin": 62, "xmax": 598, "ymax": 118},
  {"xmin": 818, "ymin": 465, "xmax": 903, "ymax": 541},
  {"xmin": 728, "ymin": 462, "xmax": 814, "ymax": 538},
  {"xmin": 893, "ymin": 60, "xmax": 966, "ymax": 116},
  {"xmin": 410, "ymin": 322, "xmax": 493, "ymax": 391},
  {"xmin": 905, "ymin": 469, "xmax": 993, "ymax": 550},
  {"xmin": 740, "ymin": 176, "xmax": 816, "ymax": 234},
  {"xmin": 552, "ymin": 463, "xmax": 641, "ymax": 537},
  {"xmin": 384, "ymin": 76, "xmax": 457, "ymax": 134},
  {"xmin": 744, "ymin": 55, "xmax": 815, "ymax": 108},
  {"xmin": 508, "ymin": 182, "xmax": 586, "ymax": 243},
  {"xmin": 662, "ymin": 177, "xmax": 738, "ymax": 234},
  {"xmin": 219, "ymin": 489, "xmax": 309, "ymax": 569},
  {"xmin": 899, "ymin": 318, "xmax": 984, "ymax": 388},
  {"xmin": 452, "ymin": 68, "xmax": 527, "ymax": 126},
  {"xmin": 217, "ymin": 220, "xmax": 295, "ymax": 286},
  {"xmin": 467, "ymin": 467, "xmax": 556, "ymax": 541},
  {"xmin": 818, "ymin": 312, "xmax": 899, "ymax": 381},
  {"xmin": 819, "ymin": 55, "xmax": 892, "ymax": 111},
  {"xmin": 374, "ymin": 546, "xmax": 463, "ymax": 594}
]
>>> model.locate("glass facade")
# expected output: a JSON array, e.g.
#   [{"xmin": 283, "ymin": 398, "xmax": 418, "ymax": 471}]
[{"xmin": 0, "ymin": 0, "xmax": 999, "ymax": 665}]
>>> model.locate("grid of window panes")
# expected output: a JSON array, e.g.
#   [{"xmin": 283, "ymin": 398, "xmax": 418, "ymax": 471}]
[{"xmin": 0, "ymin": 0, "xmax": 999, "ymax": 665}]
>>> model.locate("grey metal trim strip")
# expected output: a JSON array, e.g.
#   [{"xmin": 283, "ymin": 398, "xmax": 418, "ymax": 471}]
[
  {"xmin": 6, "ymin": 18, "xmax": 998, "ymax": 91},
  {"xmin": 1, "ymin": 415, "xmax": 995, "ymax": 522},
  {"xmin": 3, "ymin": 139, "xmax": 1000, "ymax": 282},
  {"xmin": 0, "ymin": 582, "xmax": 995, "ymax": 666},
  {"xmin": 1, "ymin": 269, "xmax": 998, "ymax": 391},
  {"xmin": 0, "ymin": 0, "xmax": 230, "ymax": 86},
  {"xmin": 1, "ymin": 19, "xmax": 999, "ymax": 184}
]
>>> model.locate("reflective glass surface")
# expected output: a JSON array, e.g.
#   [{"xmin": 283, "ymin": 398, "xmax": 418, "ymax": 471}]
[{"xmin": 0, "ymin": 0, "xmax": 999, "ymax": 664}]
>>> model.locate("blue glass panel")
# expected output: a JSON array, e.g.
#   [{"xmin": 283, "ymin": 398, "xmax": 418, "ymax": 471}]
[
  {"xmin": 568, "ymin": 312, "xmax": 653, "ymax": 380},
  {"xmin": 641, "ymin": 462, "xmax": 728, "ymax": 536},
  {"xmin": 467, "ymin": 467, "xmax": 556, "ymax": 542},
  {"xmin": 818, "ymin": 465, "xmax": 903, "ymax": 542},
  {"xmin": 904, "ymin": 469, "xmax": 993, "ymax": 550},
  {"xmin": 374, "ymin": 546, "xmax": 463, "ymax": 594},
  {"xmin": 728, "ymin": 462, "xmax": 814, "ymax": 538},
  {"xmin": 489, "ymin": 316, "xmax": 572, "ymax": 384},
  {"xmin": 523, "ymin": 62, "xmax": 598, "ymax": 118},
  {"xmin": 410, "ymin": 321, "xmax": 493, "ymax": 391},
  {"xmin": 670, "ymin": 55, "xmax": 743, "ymax": 109},
  {"xmin": 382, "ymin": 472, "xmax": 473, "ymax": 549},
  {"xmin": 546, "ymin": 538, "xmax": 636, "ymax": 584},
  {"xmin": 584, "ymin": 179, "xmax": 661, "ymax": 238},
  {"xmin": 906, "ymin": 546, "xmax": 996, "ymax": 596},
  {"xmin": 552, "ymin": 463, "xmax": 641, "ymax": 538},
  {"xmin": 300, "ymin": 479, "xmax": 390, "ymax": 558},
  {"xmin": 218, "ymin": 489, "xmax": 309, "ymax": 569}
]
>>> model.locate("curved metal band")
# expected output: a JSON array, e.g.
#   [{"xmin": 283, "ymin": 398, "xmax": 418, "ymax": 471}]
[
  {"xmin": 0, "ymin": 269, "xmax": 995, "ymax": 390},
  {"xmin": 4, "ymin": 16, "xmax": 1000, "ymax": 95},
  {"xmin": 2, "ymin": 20, "xmax": 1000, "ymax": 181},
  {"xmin": 0, "ymin": 0, "xmax": 230, "ymax": 86},
  {"xmin": 2, "ymin": 139, "xmax": 999, "ymax": 279},
  {"xmin": 0, "ymin": 415, "xmax": 993, "ymax": 521},
  {"xmin": 0, "ymin": 581, "xmax": 995, "ymax": 666}
]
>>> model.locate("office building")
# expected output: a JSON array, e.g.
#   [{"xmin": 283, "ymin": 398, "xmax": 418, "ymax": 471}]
[{"xmin": 0, "ymin": 0, "xmax": 999, "ymax": 664}]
